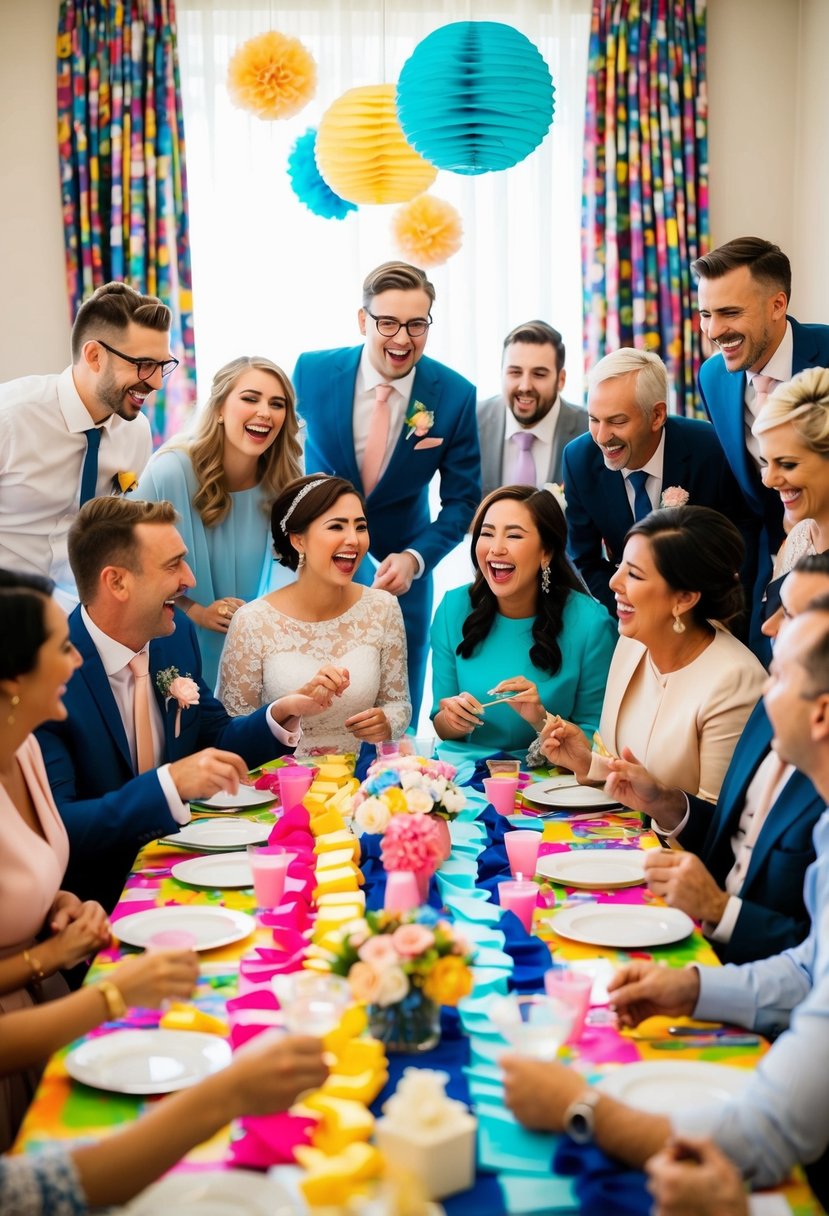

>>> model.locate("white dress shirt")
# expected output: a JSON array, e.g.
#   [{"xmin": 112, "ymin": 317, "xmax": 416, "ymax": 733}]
[
  {"xmin": 501, "ymin": 400, "xmax": 561, "ymax": 488},
  {"xmin": 744, "ymin": 321, "xmax": 793, "ymax": 468},
  {"xmin": 621, "ymin": 428, "xmax": 666, "ymax": 514},
  {"xmin": 0, "ymin": 367, "xmax": 153, "ymax": 607}
]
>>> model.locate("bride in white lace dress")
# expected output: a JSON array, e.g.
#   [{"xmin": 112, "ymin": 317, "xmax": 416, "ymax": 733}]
[{"xmin": 218, "ymin": 475, "xmax": 411, "ymax": 755}]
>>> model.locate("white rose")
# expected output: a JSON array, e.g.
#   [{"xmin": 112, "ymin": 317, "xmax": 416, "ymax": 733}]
[
  {"xmin": 354, "ymin": 797, "xmax": 392, "ymax": 834},
  {"xmin": 374, "ymin": 965, "xmax": 410, "ymax": 1007},
  {"xmin": 400, "ymin": 771, "xmax": 424, "ymax": 790},
  {"xmin": 441, "ymin": 788, "xmax": 466, "ymax": 814},
  {"xmin": 404, "ymin": 788, "xmax": 434, "ymax": 815}
]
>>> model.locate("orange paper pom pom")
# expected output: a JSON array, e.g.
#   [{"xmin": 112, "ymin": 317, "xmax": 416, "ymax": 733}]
[
  {"xmin": 392, "ymin": 195, "xmax": 463, "ymax": 266},
  {"xmin": 227, "ymin": 30, "xmax": 316, "ymax": 121}
]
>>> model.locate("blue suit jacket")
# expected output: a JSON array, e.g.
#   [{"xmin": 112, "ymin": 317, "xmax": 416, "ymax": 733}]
[
  {"xmin": 293, "ymin": 347, "xmax": 481, "ymax": 573},
  {"xmin": 562, "ymin": 415, "xmax": 750, "ymax": 615},
  {"xmin": 36, "ymin": 608, "xmax": 287, "ymax": 910},
  {"xmin": 678, "ymin": 701, "xmax": 823, "ymax": 964}
]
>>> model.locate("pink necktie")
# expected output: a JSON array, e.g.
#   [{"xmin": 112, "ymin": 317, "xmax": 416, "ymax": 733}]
[
  {"xmin": 128, "ymin": 652, "xmax": 154, "ymax": 774},
  {"xmin": 753, "ymin": 373, "xmax": 781, "ymax": 413},
  {"xmin": 361, "ymin": 383, "xmax": 392, "ymax": 496},
  {"xmin": 511, "ymin": 431, "xmax": 537, "ymax": 487}
]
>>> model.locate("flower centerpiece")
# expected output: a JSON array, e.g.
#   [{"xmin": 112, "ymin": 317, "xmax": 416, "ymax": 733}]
[
  {"xmin": 351, "ymin": 754, "xmax": 466, "ymax": 838},
  {"xmin": 326, "ymin": 908, "xmax": 474, "ymax": 1052}
]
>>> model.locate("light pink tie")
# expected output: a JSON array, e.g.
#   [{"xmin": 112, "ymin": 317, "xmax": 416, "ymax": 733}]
[
  {"xmin": 511, "ymin": 431, "xmax": 537, "ymax": 487},
  {"xmin": 361, "ymin": 383, "xmax": 392, "ymax": 496},
  {"xmin": 128, "ymin": 653, "xmax": 154, "ymax": 774},
  {"xmin": 753, "ymin": 373, "xmax": 781, "ymax": 413}
]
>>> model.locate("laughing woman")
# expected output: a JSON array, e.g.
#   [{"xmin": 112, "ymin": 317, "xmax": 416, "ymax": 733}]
[
  {"xmin": 430, "ymin": 485, "xmax": 617, "ymax": 762},
  {"xmin": 134, "ymin": 356, "xmax": 302, "ymax": 688},
  {"xmin": 218, "ymin": 475, "xmax": 411, "ymax": 759}
]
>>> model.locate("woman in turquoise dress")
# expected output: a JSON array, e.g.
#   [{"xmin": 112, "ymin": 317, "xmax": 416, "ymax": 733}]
[
  {"xmin": 135, "ymin": 356, "xmax": 302, "ymax": 688},
  {"xmin": 431, "ymin": 485, "xmax": 616, "ymax": 762}
]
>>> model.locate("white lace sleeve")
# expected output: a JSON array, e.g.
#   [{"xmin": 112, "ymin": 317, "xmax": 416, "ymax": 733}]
[
  {"xmin": 376, "ymin": 594, "xmax": 411, "ymax": 739},
  {"xmin": 0, "ymin": 1150, "xmax": 87, "ymax": 1216},
  {"xmin": 772, "ymin": 519, "xmax": 815, "ymax": 577},
  {"xmin": 217, "ymin": 602, "xmax": 267, "ymax": 717}
]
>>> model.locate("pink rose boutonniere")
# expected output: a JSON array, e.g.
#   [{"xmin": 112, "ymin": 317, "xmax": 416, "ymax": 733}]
[
  {"xmin": 405, "ymin": 401, "xmax": 435, "ymax": 440},
  {"xmin": 156, "ymin": 666, "xmax": 200, "ymax": 738},
  {"xmin": 660, "ymin": 485, "xmax": 690, "ymax": 508}
]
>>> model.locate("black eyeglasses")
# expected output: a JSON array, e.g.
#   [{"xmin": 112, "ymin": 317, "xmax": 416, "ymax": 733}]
[
  {"xmin": 95, "ymin": 338, "xmax": 180, "ymax": 381},
  {"xmin": 364, "ymin": 309, "xmax": 432, "ymax": 338}
]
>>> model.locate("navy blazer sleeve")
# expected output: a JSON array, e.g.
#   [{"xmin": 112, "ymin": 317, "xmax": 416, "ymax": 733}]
[
  {"xmin": 561, "ymin": 441, "xmax": 616, "ymax": 614},
  {"xmin": 416, "ymin": 374, "xmax": 481, "ymax": 571}
]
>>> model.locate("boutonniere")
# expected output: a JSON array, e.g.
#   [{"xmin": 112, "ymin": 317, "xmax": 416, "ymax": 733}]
[
  {"xmin": 405, "ymin": 401, "xmax": 435, "ymax": 440},
  {"xmin": 156, "ymin": 667, "xmax": 200, "ymax": 738},
  {"xmin": 112, "ymin": 470, "xmax": 138, "ymax": 495},
  {"xmin": 543, "ymin": 481, "xmax": 567, "ymax": 511},
  {"xmin": 660, "ymin": 485, "xmax": 690, "ymax": 508}
]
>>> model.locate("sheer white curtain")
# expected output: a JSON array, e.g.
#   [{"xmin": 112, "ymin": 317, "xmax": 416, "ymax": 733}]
[{"xmin": 176, "ymin": 0, "xmax": 591, "ymax": 403}]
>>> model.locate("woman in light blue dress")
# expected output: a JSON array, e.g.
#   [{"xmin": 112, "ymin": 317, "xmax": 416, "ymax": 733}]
[
  {"xmin": 431, "ymin": 485, "xmax": 616, "ymax": 762},
  {"xmin": 135, "ymin": 357, "xmax": 302, "ymax": 688}
]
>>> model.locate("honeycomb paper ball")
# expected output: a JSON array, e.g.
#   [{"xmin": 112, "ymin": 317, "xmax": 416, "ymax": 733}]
[{"xmin": 287, "ymin": 128, "xmax": 358, "ymax": 220}]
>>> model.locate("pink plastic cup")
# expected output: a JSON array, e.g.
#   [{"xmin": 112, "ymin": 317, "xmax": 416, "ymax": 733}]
[
  {"xmin": 247, "ymin": 845, "xmax": 294, "ymax": 909},
  {"xmin": 504, "ymin": 829, "xmax": 542, "ymax": 878},
  {"xmin": 277, "ymin": 766, "xmax": 315, "ymax": 813},
  {"xmin": 497, "ymin": 878, "xmax": 538, "ymax": 933},
  {"xmin": 544, "ymin": 968, "xmax": 593, "ymax": 1041},
  {"xmin": 483, "ymin": 776, "xmax": 520, "ymax": 816},
  {"xmin": 146, "ymin": 930, "xmax": 198, "ymax": 951},
  {"xmin": 384, "ymin": 870, "xmax": 422, "ymax": 913}
]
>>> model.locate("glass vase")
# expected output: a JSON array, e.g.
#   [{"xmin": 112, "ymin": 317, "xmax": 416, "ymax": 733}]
[{"xmin": 367, "ymin": 989, "xmax": 441, "ymax": 1053}]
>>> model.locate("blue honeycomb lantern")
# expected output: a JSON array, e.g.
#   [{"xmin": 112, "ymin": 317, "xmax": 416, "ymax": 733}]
[
  {"xmin": 287, "ymin": 128, "xmax": 358, "ymax": 220},
  {"xmin": 396, "ymin": 22, "xmax": 554, "ymax": 176}
]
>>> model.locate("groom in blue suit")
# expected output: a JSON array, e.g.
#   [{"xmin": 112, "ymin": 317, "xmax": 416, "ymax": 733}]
[
  {"xmin": 293, "ymin": 261, "xmax": 480, "ymax": 716},
  {"xmin": 37, "ymin": 497, "xmax": 318, "ymax": 911}
]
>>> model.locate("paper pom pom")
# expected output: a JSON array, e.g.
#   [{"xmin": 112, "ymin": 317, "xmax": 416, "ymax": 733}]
[
  {"xmin": 227, "ymin": 30, "xmax": 317, "ymax": 121},
  {"xmin": 392, "ymin": 194, "xmax": 463, "ymax": 266},
  {"xmin": 316, "ymin": 84, "xmax": 437, "ymax": 205},
  {"xmin": 287, "ymin": 129, "xmax": 357, "ymax": 221}
]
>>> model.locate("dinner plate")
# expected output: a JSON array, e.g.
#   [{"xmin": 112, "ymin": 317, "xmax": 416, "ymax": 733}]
[
  {"xmin": 597, "ymin": 1060, "xmax": 750, "ymax": 1113},
  {"xmin": 536, "ymin": 848, "xmax": 647, "ymax": 889},
  {"xmin": 118, "ymin": 1169, "xmax": 297, "ymax": 1215},
  {"xmin": 550, "ymin": 904, "xmax": 694, "ymax": 949},
  {"xmin": 171, "ymin": 854, "xmax": 253, "ymax": 889},
  {"xmin": 191, "ymin": 785, "xmax": 276, "ymax": 812},
  {"xmin": 113, "ymin": 906, "xmax": 255, "ymax": 951},
  {"xmin": 160, "ymin": 817, "xmax": 271, "ymax": 852},
  {"xmin": 65, "ymin": 1029, "xmax": 231, "ymax": 1095},
  {"xmin": 521, "ymin": 782, "xmax": 621, "ymax": 810}
]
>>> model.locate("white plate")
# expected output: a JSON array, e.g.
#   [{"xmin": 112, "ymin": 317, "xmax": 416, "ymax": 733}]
[
  {"xmin": 113, "ymin": 906, "xmax": 255, "ymax": 951},
  {"xmin": 522, "ymin": 782, "xmax": 621, "ymax": 810},
  {"xmin": 192, "ymin": 785, "xmax": 276, "ymax": 811},
  {"xmin": 536, "ymin": 848, "xmax": 647, "ymax": 889},
  {"xmin": 65, "ymin": 1029, "xmax": 231, "ymax": 1095},
  {"xmin": 118, "ymin": 1169, "xmax": 297, "ymax": 1215},
  {"xmin": 171, "ymin": 854, "xmax": 253, "ymax": 889},
  {"xmin": 550, "ymin": 904, "xmax": 694, "ymax": 948},
  {"xmin": 597, "ymin": 1060, "xmax": 750, "ymax": 1113},
  {"xmin": 160, "ymin": 817, "xmax": 271, "ymax": 852}
]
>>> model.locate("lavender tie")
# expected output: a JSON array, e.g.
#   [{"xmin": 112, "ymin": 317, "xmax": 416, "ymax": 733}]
[{"xmin": 511, "ymin": 431, "xmax": 537, "ymax": 487}]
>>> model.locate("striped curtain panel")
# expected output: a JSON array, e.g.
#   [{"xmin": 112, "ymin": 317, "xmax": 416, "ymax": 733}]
[
  {"xmin": 582, "ymin": 0, "xmax": 709, "ymax": 416},
  {"xmin": 57, "ymin": 0, "xmax": 196, "ymax": 440}
]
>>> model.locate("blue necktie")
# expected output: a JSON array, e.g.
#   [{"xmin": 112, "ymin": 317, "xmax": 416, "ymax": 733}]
[
  {"xmin": 79, "ymin": 427, "xmax": 102, "ymax": 506},
  {"xmin": 628, "ymin": 470, "xmax": 651, "ymax": 522}
]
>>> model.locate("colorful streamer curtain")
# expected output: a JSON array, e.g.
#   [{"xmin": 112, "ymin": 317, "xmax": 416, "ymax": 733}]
[
  {"xmin": 582, "ymin": 0, "xmax": 709, "ymax": 416},
  {"xmin": 57, "ymin": 0, "xmax": 196, "ymax": 440}
]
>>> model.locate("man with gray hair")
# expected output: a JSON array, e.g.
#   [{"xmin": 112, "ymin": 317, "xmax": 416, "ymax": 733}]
[{"xmin": 562, "ymin": 348, "xmax": 746, "ymax": 614}]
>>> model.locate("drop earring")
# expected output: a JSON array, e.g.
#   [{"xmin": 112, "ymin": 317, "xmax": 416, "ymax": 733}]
[
  {"xmin": 672, "ymin": 606, "xmax": 686, "ymax": 634},
  {"xmin": 7, "ymin": 694, "xmax": 20, "ymax": 726},
  {"xmin": 541, "ymin": 563, "xmax": 551, "ymax": 594},
  {"xmin": 297, "ymin": 552, "xmax": 306, "ymax": 569}
]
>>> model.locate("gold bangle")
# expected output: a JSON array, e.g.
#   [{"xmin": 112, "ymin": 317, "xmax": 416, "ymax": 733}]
[
  {"xmin": 23, "ymin": 948, "xmax": 47, "ymax": 983},
  {"xmin": 96, "ymin": 979, "xmax": 127, "ymax": 1021}
]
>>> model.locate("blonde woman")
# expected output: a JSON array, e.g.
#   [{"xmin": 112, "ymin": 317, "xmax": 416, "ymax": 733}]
[
  {"xmin": 753, "ymin": 366, "xmax": 829, "ymax": 576},
  {"xmin": 135, "ymin": 357, "xmax": 302, "ymax": 686}
]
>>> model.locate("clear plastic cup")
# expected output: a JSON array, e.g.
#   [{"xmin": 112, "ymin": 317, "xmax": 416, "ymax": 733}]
[
  {"xmin": 491, "ymin": 993, "xmax": 574, "ymax": 1060},
  {"xmin": 544, "ymin": 968, "xmax": 593, "ymax": 1041},
  {"xmin": 247, "ymin": 845, "xmax": 294, "ymax": 909},
  {"xmin": 504, "ymin": 829, "xmax": 542, "ymax": 878},
  {"xmin": 483, "ymin": 776, "xmax": 520, "ymax": 816},
  {"xmin": 384, "ymin": 870, "xmax": 421, "ymax": 913},
  {"xmin": 497, "ymin": 878, "xmax": 538, "ymax": 932},
  {"xmin": 277, "ymin": 766, "xmax": 314, "ymax": 812}
]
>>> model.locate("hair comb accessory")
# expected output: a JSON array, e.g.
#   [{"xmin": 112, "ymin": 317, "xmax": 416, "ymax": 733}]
[{"xmin": 279, "ymin": 478, "xmax": 328, "ymax": 533}]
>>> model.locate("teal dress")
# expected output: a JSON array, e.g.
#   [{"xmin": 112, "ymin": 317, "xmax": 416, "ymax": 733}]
[
  {"xmin": 430, "ymin": 585, "xmax": 616, "ymax": 762},
  {"xmin": 135, "ymin": 449, "xmax": 292, "ymax": 690}
]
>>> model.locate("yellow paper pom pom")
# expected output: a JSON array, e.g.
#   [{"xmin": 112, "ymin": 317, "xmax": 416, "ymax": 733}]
[
  {"xmin": 392, "ymin": 194, "xmax": 463, "ymax": 266},
  {"xmin": 227, "ymin": 30, "xmax": 316, "ymax": 121}
]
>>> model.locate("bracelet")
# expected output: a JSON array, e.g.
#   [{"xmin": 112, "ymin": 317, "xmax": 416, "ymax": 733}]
[
  {"xmin": 96, "ymin": 979, "xmax": 127, "ymax": 1021},
  {"xmin": 23, "ymin": 948, "xmax": 47, "ymax": 983}
]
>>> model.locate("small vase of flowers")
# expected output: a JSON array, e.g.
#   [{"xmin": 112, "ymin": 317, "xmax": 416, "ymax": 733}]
[{"xmin": 350, "ymin": 755, "xmax": 466, "ymax": 840}]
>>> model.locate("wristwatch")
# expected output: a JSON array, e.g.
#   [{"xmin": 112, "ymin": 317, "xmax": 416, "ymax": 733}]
[{"xmin": 562, "ymin": 1088, "xmax": 601, "ymax": 1144}]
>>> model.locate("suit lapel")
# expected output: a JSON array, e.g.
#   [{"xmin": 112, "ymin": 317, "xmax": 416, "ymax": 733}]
[
  {"xmin": 719, "ymin": 373, "xmax": 763, "ymax": 509},
  {"xmin": 371, "ymin": 359, "xmax": 440, "ymax": 500},
  {"xmin": 69, "ymin": 609, "xmax": 133, "ymax": 770},
  {"xmin": 661, "ymin": 419, "xmax": 691, "ymax": 493},
  {"xmin": 743, "ymin": 769, "xmax": 821, "ymax": 889},
  {"xmin": 331, "ymin": 348, "xmax": 363, "ymax": 488},
  {"xmin": 149, "ymin": 640, "xmax": 181, "ymax": 761},
  {"xmin": 598, "ymin": 455, "xmax": 634, "ymax": 558},
  {"xmin": 706, "ymin": 704, "xmax": 771, "ymax": 859}
]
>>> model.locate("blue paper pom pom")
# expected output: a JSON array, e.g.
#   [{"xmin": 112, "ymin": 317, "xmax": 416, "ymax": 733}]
[
  {"xmin": 287, "ymin": 128, "xmax": 358, "ymax": 220},
  {"xmin": 396, "ymin": 22, "xmax": 555, "ymax": 175}
]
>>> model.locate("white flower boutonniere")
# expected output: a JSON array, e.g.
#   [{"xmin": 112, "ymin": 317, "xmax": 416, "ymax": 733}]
[
  {"xmin": 543, "ymin": 482, "xmax": 567, "ymax": 511},
  {"xmin": 405, "ymin": 401, "xmax": 435, "ymax": 440},
  {"xmin": 660, "ymin": 485, "xmax": 690, "ymax": 508},
  {"xmin": 156, "ymin": 667, "xmax": 200, "ymax": 738}
]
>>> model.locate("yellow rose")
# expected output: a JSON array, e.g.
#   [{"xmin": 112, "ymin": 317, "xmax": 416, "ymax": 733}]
[
  {"xmin": 422, "ymin": 956, "xmax": 473, "ymax": 1007},
  {"xmin": 117, "ymin": 470, "xmax": 139, "ymax": 493},
  {"xmin": 380, "ymin": 786, "xmax": 407, "ymax": 815}
]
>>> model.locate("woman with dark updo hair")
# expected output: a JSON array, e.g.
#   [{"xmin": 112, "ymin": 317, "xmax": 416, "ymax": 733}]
[
  {"xmin": 218, "ymin": 475, "xmax": 410, "ymax": 757},
  {"xmin": 541, "ymin": 506, "xmax": 767, "ymax": 801}
]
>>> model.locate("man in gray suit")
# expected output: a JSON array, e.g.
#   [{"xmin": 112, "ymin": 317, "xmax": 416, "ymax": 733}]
[{"xmin": 476, "ymin": 320, "xmax": 587, "ymax": 496}]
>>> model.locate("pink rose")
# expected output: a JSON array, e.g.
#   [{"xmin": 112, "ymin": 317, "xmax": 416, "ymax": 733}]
[
  {"xmin": 660, "ymin": 485, "xmax": 690, "ymax": 508},
  {"xmin": 391, "ymin": 923, "xmax": 435, "ymax": 957},
  {"xmin": 347, "ymin": 961, "xmax": 381, "ymax": 1003},
  {"xmin": 167, "ymin": 676, "xmax": 200, "ymax": 709},
  {"xmin": 357, "ymin": 936, "xmax": 400, "ymax": 968}
]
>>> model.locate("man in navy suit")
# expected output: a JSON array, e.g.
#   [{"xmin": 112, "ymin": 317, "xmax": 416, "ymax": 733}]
[
  {"xmin": 693, "ymin": 237, "xmax": 829, "ymax": 652},
  {"xmin": 562, "ymin": 348, "xmax": 748, "ymax": 616},
  {"xmin": 604, "ymin": 555, "xmax": 829, "ymax": 964},
  {"xmin": 293, "ymin": 261, "xmax": 481, "ymax": 716},
  {"xmin": 37, "ymin": 497, "xmax": 321, "ymax": 911}
]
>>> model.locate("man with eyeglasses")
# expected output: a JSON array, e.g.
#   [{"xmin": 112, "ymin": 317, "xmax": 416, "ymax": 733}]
[
  {"xmin": 294, "ymin": 260, "xmax": 480, "ymax": 715},
  {"xmin": 0, "ymin": 280, "xmax": 177, "ymax": 609}
]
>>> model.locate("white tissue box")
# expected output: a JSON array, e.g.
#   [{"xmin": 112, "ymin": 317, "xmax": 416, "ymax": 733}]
[{"xmin": 373, "ymin": 1111, "xmax": 477, "ymax": 1199}]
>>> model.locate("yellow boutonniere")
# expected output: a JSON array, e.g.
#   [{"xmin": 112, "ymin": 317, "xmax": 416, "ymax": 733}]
[
  {"xmin": 113, "ymin": 470, "xmax": 138, "ymax": 494},
  {"xmin": 405, "ymin": 401, "xmax": 434, "ymax": 440}
]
